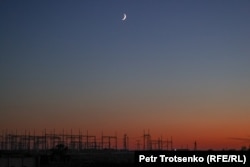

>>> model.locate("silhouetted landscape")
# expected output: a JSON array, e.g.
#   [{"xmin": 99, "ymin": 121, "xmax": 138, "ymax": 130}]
[{"xmin": 0, "ymin": 130, "xmax": 249, "ymax": 166}]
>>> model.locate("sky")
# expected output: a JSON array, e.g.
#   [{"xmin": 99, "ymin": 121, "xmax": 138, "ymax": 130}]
[{"xmin": 1, "ymin": 0, "xmax": 250, "ymax": 150}]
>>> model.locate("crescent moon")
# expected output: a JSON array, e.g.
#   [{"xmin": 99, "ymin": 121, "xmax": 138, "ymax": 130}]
[{"xmin": 122, "ymin": 13, "xmax": 127, "ymax": 21}]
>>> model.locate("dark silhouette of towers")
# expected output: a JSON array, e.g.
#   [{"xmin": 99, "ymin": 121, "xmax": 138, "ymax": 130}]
[
  {"xmin": 0, "ymin": 129, "xmax": 177, "ymax": 151},
  {"xmin": 143, "ymin": 130, "xmax": 151, "ymax": 150},
  {"xmin": 142, "ymin": 130, "xmax": 173, "ymax": 150},
  {"xmin": 101, "ymin": 132, "xmax": 117, "ymax": 150},
  {"xmin": 123, "ymin": 134, "xmax": 129, "ymax": 150},
  {"xmin": 194, "ymin": 141, "xmax": 197, "ymax": 150}
]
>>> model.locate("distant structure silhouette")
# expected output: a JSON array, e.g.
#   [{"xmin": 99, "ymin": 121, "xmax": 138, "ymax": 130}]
[
  {"xmin": 123, "ymin": 134, "xmax": 129, "ymax": 150},
  {"xmin": 194, "ymin": 141, "xmax": 197, "ymax": 150}
]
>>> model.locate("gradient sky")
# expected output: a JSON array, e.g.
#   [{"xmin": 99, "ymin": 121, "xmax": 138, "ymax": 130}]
[{"xmin": 1, "ymin": 0, "xmax": 250, "ymax": 150}]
